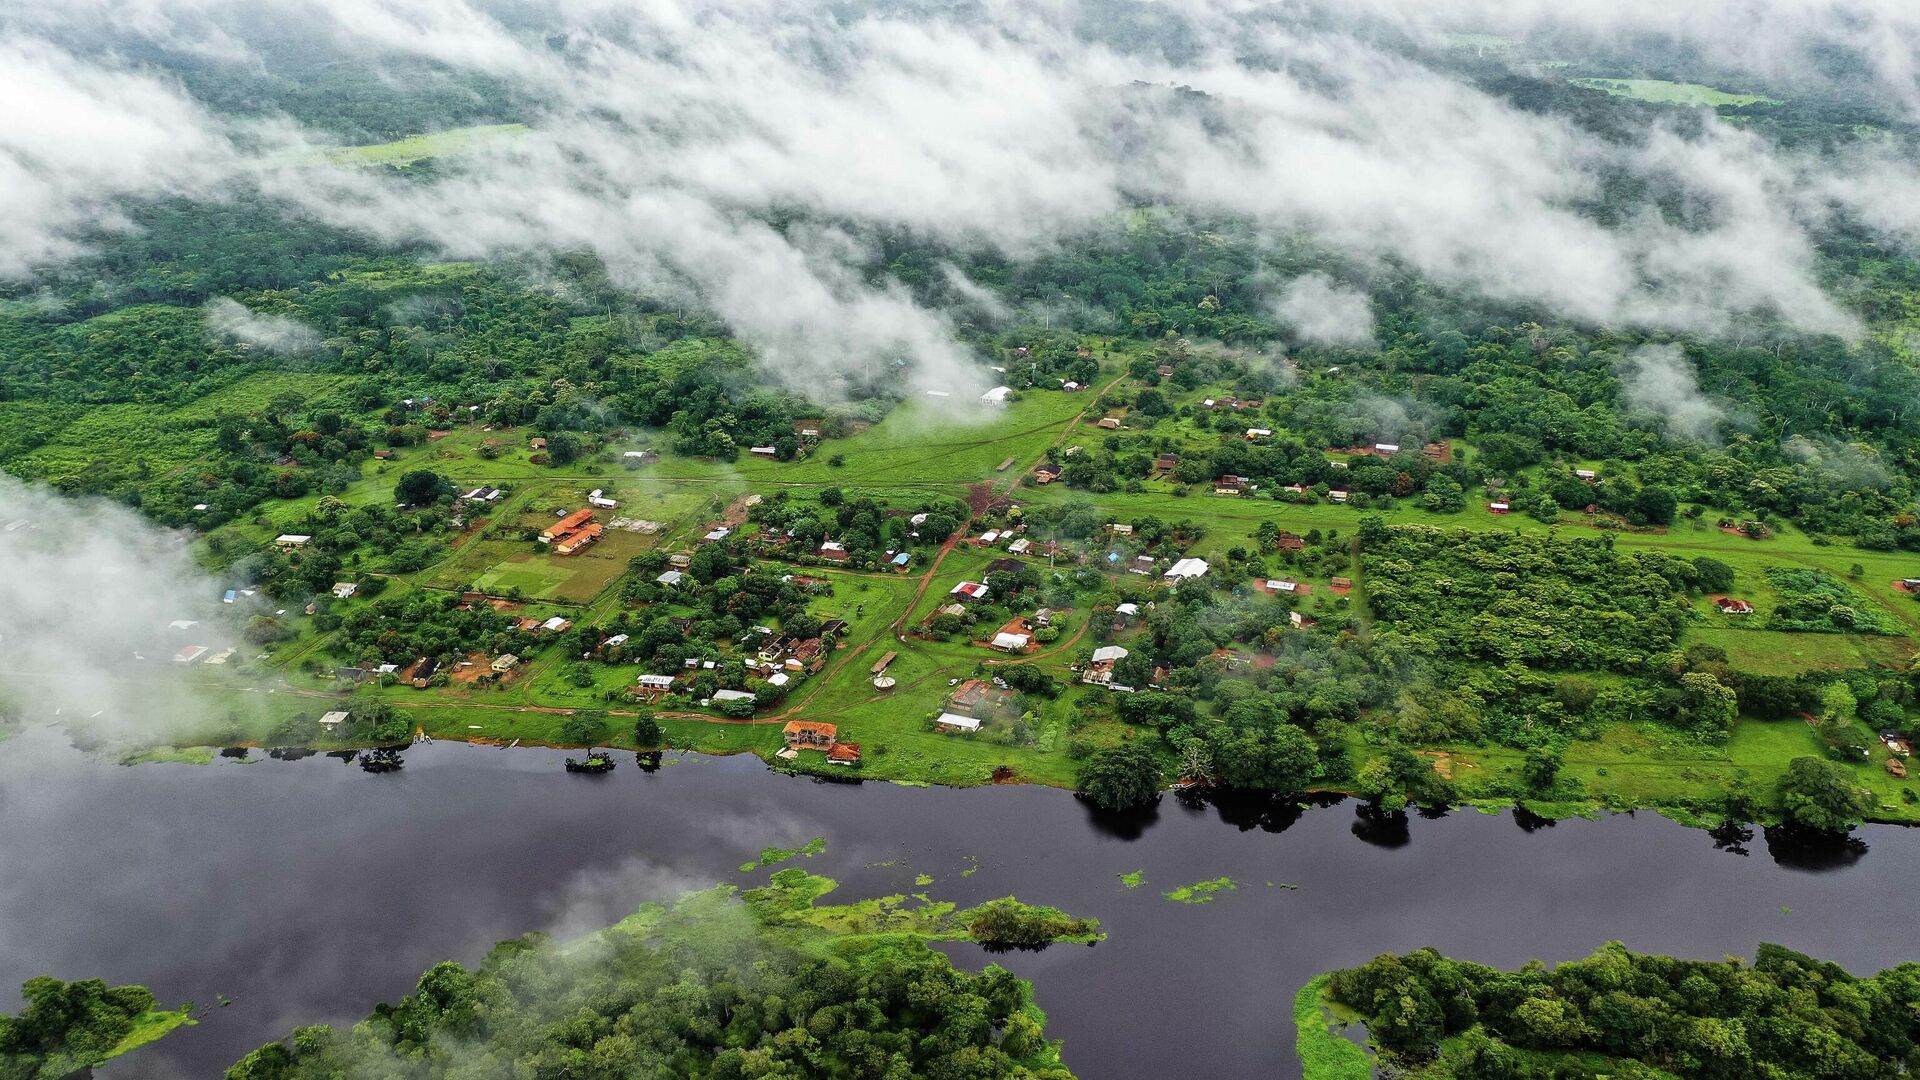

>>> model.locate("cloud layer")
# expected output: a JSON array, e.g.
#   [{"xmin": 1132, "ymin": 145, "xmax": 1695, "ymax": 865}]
[{"xmin": 3, "ymin": 0, "xmax": 1919, "ymax": 388}]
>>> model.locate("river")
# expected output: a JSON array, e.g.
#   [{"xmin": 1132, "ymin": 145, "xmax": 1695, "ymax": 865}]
[{"xmin": 1, "ymin": 727, "xmax": 1915, "ymax": 1079}]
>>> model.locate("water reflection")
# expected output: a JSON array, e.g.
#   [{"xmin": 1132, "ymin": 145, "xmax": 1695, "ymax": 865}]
[
  {"xmin": 1512, "ymin": 806, "xmax": 1558, "ymax": 832},
  {"xmin": 1708, "ymin": 822, "xmax": 1754, "ymax": 857},
  {"xmin": 1351, "ymin": 804, "xmax": 1411, "ymax": 848},
  {"xmin": 3, "ymin": 731, "xmax": 1918, "ymax": 1080},
  {"xmin": 1079, "ymin": 795, "xmax": 1161, "ymax": 839},
  {"xmin": 1763, "ymin": 826, "xmax": 1870, "ymax": 871}
]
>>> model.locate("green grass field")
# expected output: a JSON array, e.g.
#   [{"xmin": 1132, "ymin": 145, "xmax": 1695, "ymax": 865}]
[
  {"xmin": 322, "ymin": 123, "xmax": 529, "ymax": 167},
  {"xmin": 1572, "ymin": 78, "xmax": 1775, "ymax": 107}
]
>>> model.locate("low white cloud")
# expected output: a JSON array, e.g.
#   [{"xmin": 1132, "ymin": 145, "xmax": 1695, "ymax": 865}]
[
  {"xmin": 1618, "ymin": 343, "xmax": 1725, "ymax": 443},
  {"xmin": 0, "ymin": 0, "xmax": 1917, "ymax": 396},
  {"xmin": 1271, "ymin": 273, "xmax": 1377, "ymax": 347},
  {"xmin": 0, "ymin": 37, "xmax": 235, "ymax": 277},
  {"xmin": 205, "ymin": 296, "xmax": 322, "ymax": 355},
  {"xmin": 0, "ymin": 475, "xmax": 255, "ymax": 741}
]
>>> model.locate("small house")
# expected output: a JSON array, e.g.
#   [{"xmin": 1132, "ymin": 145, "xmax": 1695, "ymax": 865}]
[
  {"xmin": 530, "ymin": 437, "xmax": 548, "ymax": 451},
  {"xmin": 783, "ymin": 720, "xmax": 837, "ymax": 749},
  {"xmin": 951, "ymin": 679, "xmax": 993, "ymax": 713},
  {"xmin": 992, "ymin": 631, "xmax": 1031, "ymax": 652},
  {"xmin": 935, "ymin": 712, "xmax": 984, "ymax": 732},
  {"xmin": 1164, "ymin": 557, "xmax": 1209, "ymax": 581},
  {"xmin": 1488, "ymin": 501, "xmax": 1510, "ymax": 514},
  {"xmin": 656, "ymin": 570, "xmax": 685, "ymax": 587},
  {"xmin": 1574, "ymin": 469, "xmax": 1597, "ymax": 481},
  {"xmin": 1716, "ymin": 597, "xmax": 1755, "ymax": 615},
  {"xmin": 541, "ymin": 509, "xmax": 595, "ymax": 542},
  {"xmin": 981, "ymin": 386, "xmax": 1014, "ymax": 405},
  {"xmin": 702, "ymin": 526, "xmax": 731, "ymax": 543},
  {"xmin": 1214, "ymin": 475, "xmax": 1245, "ymax": 495},
  {"xmin": 331, "ymin": 582, "xmax": 358, "ymax": 599},
  {"xmin": 891, "ymin": 552, "xmax": 912, "ymax": 569},
  {"xmin": 817, "ymin": 540, "xmax": 850, "ymax": 562},
  {"xmin": 553, "ymin": 523, "xmax": 602, "ymax": 555},
  {"xmin": 1245, "ymin": 428, "xmax": 1273, "ymax": 441},
  {"xmin": 1276, "ymin": 531, "xmax": 1305, "ymax": 550},
  {"xmin": 637, "ymin": 674, "xmax": 676, "ymax": 690},
  {"xmin": 950, "ymin": 581, "xmax": 990, "ymax": 601},
  {"xmin": 1290, "ymin": 611, "xmax": 1318, "ymax": 629},
  {"xmin": 1328, "ymin": 489, "xmax": 1349, "ymax": 503},
  {"xmin": 1008, "ymin": 537, "xmax": 1032, "ymax": 555},
  {"xmin": 749, "ymin": 446, "xmax": 779, "ymax": 458},
  {"xmin": 1096, "ymin": 416, "xmax": 1122, "ymax": 429},
  {"xmin": 542, "ymin": 616, "xmax": 572, "ymax": 633},
  {"xmin": 1155, "ymin": 453, "xmax": 1180, "ymax": 472},
  {"xmin": 1108, "ymin": 523, "xmax": 1134, "ymax": 536},
  {"xmin": 588, "ymin": 488, "xmax": 619, "ymax": 509},
  {"xmin": 827, "ymin": 742, "xmax": 861, "ymax": 764},
  {"xmin": 319, "ymin": 711, "xmax": 351, "ymax": 730},
  {"xmin": 1033, "ymin": 463, "xmax": 1063, "ymax": 484},
  {"xmin": 1156, "ymin": 365, "xmax": 1175, "ymax": 377},
  {"xmin": 1374, "ymin": 443, "xmax": 1401, "ymax": 455},
  {"xmin": 274, "ymin": 534, "xmax": 311, "ymax": 549}
]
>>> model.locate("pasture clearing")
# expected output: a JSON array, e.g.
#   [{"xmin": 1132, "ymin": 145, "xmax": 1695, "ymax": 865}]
[
  {"xmin": 322, "ymin": 123, "xmax": 529, "ymax": 167},
  {"xmin": 1572, "ymin": 78, "xmax": 1775, "ymax": 107}
]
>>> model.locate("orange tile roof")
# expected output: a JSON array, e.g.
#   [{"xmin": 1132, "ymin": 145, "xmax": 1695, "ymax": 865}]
[
  {"xmin": 544, "ymin": 509, "xmax": 595, "ymax": 537},
  {"xmin": 783, "ymin": 720, "xmax": 838, "ymax": 739}
]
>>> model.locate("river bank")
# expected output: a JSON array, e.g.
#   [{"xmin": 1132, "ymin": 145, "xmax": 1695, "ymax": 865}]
[{"xmin": 5, "ymin": 728, "xmax": 1917, "ymax": 1079}]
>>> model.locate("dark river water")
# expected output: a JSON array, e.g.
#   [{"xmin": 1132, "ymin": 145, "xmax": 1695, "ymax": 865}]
[{"xmin": 3, "ymin": 728, "xmax": 1918, "ymax": 1079}]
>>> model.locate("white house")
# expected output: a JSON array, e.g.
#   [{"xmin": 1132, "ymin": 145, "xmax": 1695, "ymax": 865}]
[
  {"xmin": 981, "ymin": 386, "xmax": 1013, "ymax": 405},
  {"xmin": 637, "ymin": 674, "xmax": 676, "ymax": 690},
  {"xmin": 275, "ymin": 534, "xmax": 311, "ymax": 548},
  {"xmin": 588, "ymin": 488, "xmax": 618, "ymax": 509},
  {"xmin": 1246, "ymin": 428, "xmax": 1273, "ymax": 440},
  {"xmin": 1091, "ymin": 645, "xmax": 1129, "ymax": 664},
  {"xmin": 710, "ymin": 689, "xmax": 755, "ymax": 703},
  {"xmin": 935, "ymin": 712, "xmax": 983, "ymax": 732},
  {"xmin": 991, "ymin": 632, "xmax": 1030, "ymax": 652},
  {"xmin": 1114, "ymin": 602, "xmax": 1139, "ymax": 618},
  {"xmin": 1164, "ymin": 557, "xmax": 1210, "ymax": 581},
  {"xmin": 766, "ymin": 672, "xmax": 791, "ymax": 688},
  {"xmin": 657, "ymin": 570, "xmax": 684, "ymax": 587},
  {"xmin": 541, "ymin": 616, "xmax": 572, "ymax": 632},
  {"xmin": 1374, "ymin": 442, "xmax": 1401, "ymax": 454},
  {"xmin": 331, "ymin": 582, "xmax": 358, "ymax": 599},
  {"xmin": 319, "ymin": 710, "xmax": 351, "ymax": 730}
]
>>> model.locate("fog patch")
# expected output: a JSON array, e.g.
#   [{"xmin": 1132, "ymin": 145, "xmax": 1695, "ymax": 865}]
[
  {"xmin": 1618, "ymin": 343, "xmax": 1725, "ymax": 443},
  {"xmin": 1272, "ymin": 273, "xmax": 1377, "ymax": 347},
  {"xmin": 0, "ymin": 475, "xmax": 256, "ymax": 742},
  {"xmin": 205, "ymin": 296, "xmax": 322, "ymax": 355}
]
